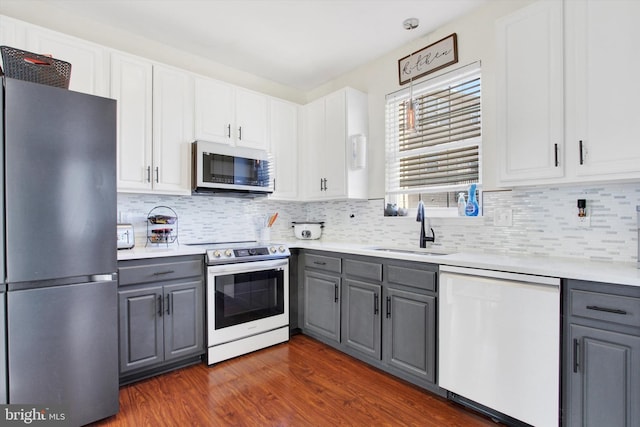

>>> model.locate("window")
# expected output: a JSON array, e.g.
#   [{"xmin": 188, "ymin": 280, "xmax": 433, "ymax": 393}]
[{"xmin": 385, "ymin": 62, "xmax": 481, "ymax": 210}]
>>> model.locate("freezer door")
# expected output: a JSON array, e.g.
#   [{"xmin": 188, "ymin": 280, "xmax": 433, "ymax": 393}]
[
  {"xmin": 4, "ymin": 78, "xmax": 117, "ymax": 283},
  {"xmin": 8, "ymin": 279, "xmax": 119, "ymax": 425}
]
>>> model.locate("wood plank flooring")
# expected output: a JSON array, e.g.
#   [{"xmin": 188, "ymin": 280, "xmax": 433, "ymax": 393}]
[{"xmin": 92, "ymin": 335, "xmax": 499, "ymax": 426}]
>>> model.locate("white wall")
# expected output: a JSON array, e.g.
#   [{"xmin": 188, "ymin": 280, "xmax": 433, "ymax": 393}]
[
  {"xmin": 303, "ymin": 0, "xmax": 536, "ymax": 197},
  {"xmin": 0, "ymin": 1, "xmax": 306, "ymax": 103}
]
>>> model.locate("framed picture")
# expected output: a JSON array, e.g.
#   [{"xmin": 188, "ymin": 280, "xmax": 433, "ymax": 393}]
[{"xmin": 398, "ymin": 33, "xmax": 458, "ymax": 85}]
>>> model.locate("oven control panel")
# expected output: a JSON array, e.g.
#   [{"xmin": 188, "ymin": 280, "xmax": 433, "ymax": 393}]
[{"xmin": 206, "ymin": 244, "xmax": 289, "ymax": 264}]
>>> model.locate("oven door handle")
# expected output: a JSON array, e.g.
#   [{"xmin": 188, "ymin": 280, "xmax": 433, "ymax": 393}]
[{"xmin": 207, "ymin": 259, "xmax": 289, "ymax": 276}]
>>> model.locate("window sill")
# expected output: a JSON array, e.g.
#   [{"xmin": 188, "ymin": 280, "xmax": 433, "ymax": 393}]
[{"xmin": 384, "ymin": 207, "xmax": 482, "ymax": 219}]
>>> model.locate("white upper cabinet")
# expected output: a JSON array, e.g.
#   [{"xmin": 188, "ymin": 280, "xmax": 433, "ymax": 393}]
[
  {"xmin": 496, "ymin": 0, "xmax": 564, "ymax": 184},
  {"xmin": 565, "ymin": 0, "xmax": 640, "ymax": 181},
  {"xmin": 235, "ymin": 88, "xmax": 269, "ymax": 150},
  {"xmin": 194, "ymin": 77, "xmax": 268, "ymax": 150},
  {"xmin": 269, "ymin": 99, "xmax": 299, "ymax": 200},
  {"xmin": 152, "ymin": 64, "xmax": 194, "ymax": 194},
  {"xmin": 194, "ymin": 78, "xmax": 234, "ymax": 144},
  {"xmin": 497, "ymin": 0, "xmax": 640, "ymax": 187},
  {"xmin": 301, "ymin": 87, "xmax": 368, "ymax": 201},
  {"xmin": 111, "ymin": 52, "xmax": 154, "ymax": 192},
  {"xmin": 111, "ymin": 52, "xmax": 193, "ymax": 195},
  {"xmin": 0, "ymin": 16, "xmax": 109, "ymax": 96}
]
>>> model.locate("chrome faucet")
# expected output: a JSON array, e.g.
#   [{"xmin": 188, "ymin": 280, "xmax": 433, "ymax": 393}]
[{"xmin": 416, "ymin": 200, "xmax": 435, "ymax": 248}]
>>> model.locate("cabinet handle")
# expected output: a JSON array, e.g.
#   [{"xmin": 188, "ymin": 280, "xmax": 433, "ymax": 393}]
[
  {"xmin": 146, "ymin": 166, "xmax": 151, "ymax": 183},
  {"xmin": 386, "ymin": 296, "xmax": 391, "ymax": 319},
  {"xmin": 227, "ymin": 124, "xmax": 231, "ymax": 139},
  {"xmin": 334, "ymin": 284, "xmax": 339, "ymax": 303},
  {"xmin": 166, "ymin": 294, "xmax": 171, "ymax": 315},
  {"xmin": 573, "ymin": 338, "xmax": 580, "ymax": 373},
  {"xmin": 554, "ymin": 143, "xmax": 559, "ymax": 167},
  {"xmin": 586, "ymin": 305, "xmax": 627, "ymax": 315},
  {"xmin": 155, "ymin": 166, "xmax": 159, "ymax": 183},
  {"xmin": 579, "ymin": 140, "xmax": 584, "ymax": 165},
  {"xmin": 313, "ymin": 261, "xmax": 327, "ymax": 266},
  {"xmin": 153, "ymin": 270, "xmax": 175, "ymax": 276},
  {"xmin": 238, "ymin": 126, "xmax": 242, "ymax": 140},
  {"xmin": 323, "ymin": 178, "xmax": 328, "ymax": 191},
  {"xmin": 158, "ymin": 294, "xmax": 163, "ymax": 317},
  {"xmin": 320, "ymin": 178, "xmax": 323, "ymax": 191},
  {"xmin": 273, "ymin": 179, "xmax": 276, "ymax": 192},
  {"xmin": 374, "ymin": 293, "xmax": 379, "ymax": 315}
]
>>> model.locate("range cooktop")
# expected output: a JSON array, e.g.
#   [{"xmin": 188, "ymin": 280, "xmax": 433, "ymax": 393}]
[{"xmin": 185, "ymin": 241, "xmax": 290, "ymax": 265}]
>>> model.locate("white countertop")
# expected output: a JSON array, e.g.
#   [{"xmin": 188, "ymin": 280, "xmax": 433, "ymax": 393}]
[{"xmin": 117, "ymin": 240, "xmax": 640, "ymax": 288}]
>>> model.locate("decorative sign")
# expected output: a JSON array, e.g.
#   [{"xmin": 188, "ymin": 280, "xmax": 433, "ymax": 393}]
[{"xmin": 398, "ymin": 33, "xmax": 458, "ymax": 85}]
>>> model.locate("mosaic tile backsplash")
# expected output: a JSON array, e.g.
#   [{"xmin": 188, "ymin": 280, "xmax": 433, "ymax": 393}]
[{"xmin": 118, "ymin": 182, "xmax": 640, "ymax": 264}]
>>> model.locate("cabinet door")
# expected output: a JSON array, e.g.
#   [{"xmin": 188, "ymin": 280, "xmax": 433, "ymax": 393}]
[
  {"xmin": 302, "ymin": 98, "xmax": 326, "ymax": 199},
  {"xmin": 566, "ymin": 0, "xmax": 640, "ymax": 180},
  {"xmin": 111, "ymin": 52, "xmax": 153, "ymax": 192},
  {"xmin": 152, "ymin": 64, "xmax": 194, "ymax": 194},
  {"xmin": 194, "ymin": 77, "xmax": 235, "ymax": 145},
  {"xmin": 383, "ymin": 288, "xmax": 435, "ymax": 383},
  {"xmin": 303, "ymin": 270, "xmax": 341, "ymax": 343},
  {"xmin": 323, "ymin": 90, "xmax": 348, "ymax": 198},
  {"xmin": 343, "ymin": 279, "xmax": 381, "ymax": 360},
  {"xmin": 235, "ymin": 88, "xmax": 268, "ymax": 150},
  {"xmin": 568, "ymin": 324, "xmax": 640, "ymax": 427},
  {"xmin": 269, "ymin": 99, "xmax": 299, "ymax": 200},
  {"xmin": 163, "ymin": 280, "xmax": 204, "ymax": 361},
  {"xmin": 26, "ymin": 26, "xmax": 109, "ymax": 96},
  {"xmin": 118, "ymin": 286, "xmax": 164, "ymax": 373},
  {"xmin": 496, "ymin": 0, "xmax": 564, "ymax": 184}
]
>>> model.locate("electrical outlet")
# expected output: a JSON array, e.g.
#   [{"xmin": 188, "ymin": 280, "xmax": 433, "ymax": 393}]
[
  {"xmin": 575, "ymin": 215, "xmax": 591, "ymax": 227},
  {"xmin": 493, "ymin": 208, "xmax": 513, "ymax": 227}
]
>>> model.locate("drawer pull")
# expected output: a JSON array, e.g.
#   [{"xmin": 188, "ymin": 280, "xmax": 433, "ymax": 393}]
[
  {"xmin": 586, "ymin": 305, "xmax": 627, "ymax": 315},
  {"xmin": 153, "ymin": 270, "xmax": 175, "ymax": 276},
  {"xmin": 313, "ymin": 261, "xmax": 327, "ymax": 266}
]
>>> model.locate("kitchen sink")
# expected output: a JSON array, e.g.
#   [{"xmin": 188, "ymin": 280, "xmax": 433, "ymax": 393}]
[{"xmin": 368, "ymin": 247, "xmax": 450, "ymax": 256}]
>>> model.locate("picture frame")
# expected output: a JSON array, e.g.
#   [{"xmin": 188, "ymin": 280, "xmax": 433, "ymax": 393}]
[{"xmin": 398, "ymin": 33, "xmax": 458, "ymax": 85}]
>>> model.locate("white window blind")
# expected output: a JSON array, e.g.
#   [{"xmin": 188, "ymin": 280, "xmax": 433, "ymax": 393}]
[{"xmin": 385, "ymin": 62, "xmax": 481, "ymax": 202}]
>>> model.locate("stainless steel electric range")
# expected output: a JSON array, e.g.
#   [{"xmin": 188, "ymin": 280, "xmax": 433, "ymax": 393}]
[{"xmin": 190, "ymin": 241, "xmax": 290, "ymax": 365}]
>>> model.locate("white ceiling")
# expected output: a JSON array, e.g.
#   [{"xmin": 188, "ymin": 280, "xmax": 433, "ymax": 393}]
[{"xmin": 9, "ymin": 0, "xmax": 488, "ymax": 90}]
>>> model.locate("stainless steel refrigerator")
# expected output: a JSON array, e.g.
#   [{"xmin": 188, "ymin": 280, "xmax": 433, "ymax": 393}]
[{"xmin": 1, "ymin": 77, "xmax": 119, "ymax": 425}]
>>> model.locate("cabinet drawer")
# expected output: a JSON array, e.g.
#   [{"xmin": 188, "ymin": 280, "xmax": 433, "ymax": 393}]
[
  {"xmin": 386, "ymin": 265, "xmax": 436, "ymax": 292},
  {"xmin": 119, "ymin": 259, "xmax": 203, "ymax": 286},
  {"xmin": 344, "ymin": 259, "xmax": 382, "ymax": 282},
  {"xmin": 305, "ymin": 253, "xmax": 341, "ymax": 274},
  {"xmin": 570, "ymin": 289, "xmax": 640, "ymax": 327}
]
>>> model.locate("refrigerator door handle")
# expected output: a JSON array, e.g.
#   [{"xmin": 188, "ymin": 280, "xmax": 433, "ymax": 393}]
[{"xmin": 90, "ymin": 274, "xmax": 117, "ymax": 283}]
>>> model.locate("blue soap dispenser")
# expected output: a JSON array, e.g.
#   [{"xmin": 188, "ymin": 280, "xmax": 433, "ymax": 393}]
[{"xmin": 465, "ymin": 184, "xmax": 479, "ymax": 216}]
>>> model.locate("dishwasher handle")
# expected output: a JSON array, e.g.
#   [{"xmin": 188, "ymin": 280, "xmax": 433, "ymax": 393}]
[{"xmin": 439, "ymin": 265, "xmax": 560, "ymax": 287}]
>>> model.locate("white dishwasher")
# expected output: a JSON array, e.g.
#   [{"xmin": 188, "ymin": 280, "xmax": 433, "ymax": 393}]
[{"xmin": 439, "ymin": 265, "xmax": 560, "ymax": 427}]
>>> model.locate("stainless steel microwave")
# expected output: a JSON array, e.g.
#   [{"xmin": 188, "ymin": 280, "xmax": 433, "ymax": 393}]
[{"xmin": 192, "ymin": 141, "xmax": 272, "ymax": 195}]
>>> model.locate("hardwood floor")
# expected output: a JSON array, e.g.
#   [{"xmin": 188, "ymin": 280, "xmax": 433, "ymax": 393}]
[{"xmin": 93, "ymin": 335, "xmax": 499, "ymax": 426}]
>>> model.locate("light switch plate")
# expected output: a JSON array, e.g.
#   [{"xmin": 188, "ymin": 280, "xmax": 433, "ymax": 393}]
[{"xmin": 493, "ymin": 208, "xmax": 513, "ymax": 227}]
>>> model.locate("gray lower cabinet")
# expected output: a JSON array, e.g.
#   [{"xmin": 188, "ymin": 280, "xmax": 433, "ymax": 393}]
[
  {"xmin": 343, "ymin": 279, "xmax": 382, "ymax": 359},
  {"xmin": 300, "ymin": 250, "xmax": 440, "ymax": 393},
  {"xmin": 564, "ymin": 280, "xmax": 640, "ymax": 427},
  {"xmin": 304, "ymin": 270, "xmax": 341, "ymax": 343},
  {"xmin": 383, "ymin": 287, "xmax": 435, "ymax": 384},
  {"xmin": 118, "ymin": 255, "xmax": 204, "ymax": 383}
]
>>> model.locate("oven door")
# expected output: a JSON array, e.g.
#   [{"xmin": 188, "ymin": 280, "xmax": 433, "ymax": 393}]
[{"xmin": 207, "ymin": 259, "xmax": 289, "ymax": 345}]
